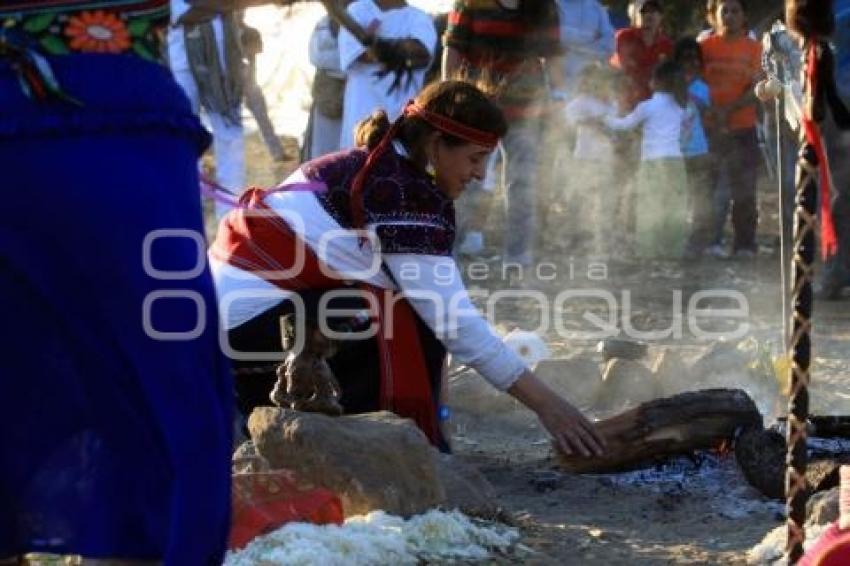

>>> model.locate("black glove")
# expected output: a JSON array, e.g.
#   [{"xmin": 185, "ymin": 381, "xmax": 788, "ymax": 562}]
[{"xmin": 367, "ymin": 37, "xmax": 415, "ymax": 95}]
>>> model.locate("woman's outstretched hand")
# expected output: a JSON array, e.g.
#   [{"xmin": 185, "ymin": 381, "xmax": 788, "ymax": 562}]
[
  {"xmin": 507, "ymin": 369, "xmax": 606, "ymax": 458},
  {"xmin": 535, "ymin": 393, "xmax": 606, "ymax": 457}
]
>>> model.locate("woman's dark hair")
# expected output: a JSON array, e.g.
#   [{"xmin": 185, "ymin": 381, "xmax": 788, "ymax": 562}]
[
  {"xmin": 354, "ymin": 80, "xmax": 508, "ymax": 156},
  {"xmin": 786, "ymin": 0, "xmax": 835, "ymax": 38},
  {"xmin": 707, "ymin": 0, "xmax": 748, "ymax": 13},
  {"xmin": 673, "ymin": 37, "xmax": 703, "ymax": 68},
  {"xmin": 629, "ymin": 0, "xmax": 663, "ymax": 25},
  {"xmin": 652, "ymin": 60, "xmax": 688, "ymax": 108}
]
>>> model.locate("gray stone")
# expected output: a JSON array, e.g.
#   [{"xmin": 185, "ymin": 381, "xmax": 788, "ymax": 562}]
[
  {"xmin": 807, "ymin": 487, "xmax": 840, "ymax": 527},
  {"xmin": 691, "ymin": 340, "xmax": 749, "ymax": 379},
  {"xmin": 232, "ymin": 440, "xmax": 270, "ymax": 474},
  {"xmin": 248, "ymin": 407, "xmax": 445, "ymax": 518},
  {"xmin": 596, "ymin": 338, "xmax": 648, "ymax": 362},
  {"xmin": 652, "ymin": 348, "xmax": 692, "ymax": 397},
  {"xmin": 435, "ymin": 453, "xmax": 504, "ymax": 520}
]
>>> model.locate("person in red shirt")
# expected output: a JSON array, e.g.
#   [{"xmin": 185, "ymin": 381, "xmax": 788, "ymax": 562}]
[
  {"xmin": 699, "ymin": 0, "xmax": 763, "ymax": 257},
  {"xmin": 610, "ymin": 0, "xmax": 673, "ymax": 112}
]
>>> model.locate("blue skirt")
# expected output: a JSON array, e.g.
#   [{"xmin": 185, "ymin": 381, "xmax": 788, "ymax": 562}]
[{"xmin": 0, "ymin": 54, "xmax": 232, "ymax": 564}]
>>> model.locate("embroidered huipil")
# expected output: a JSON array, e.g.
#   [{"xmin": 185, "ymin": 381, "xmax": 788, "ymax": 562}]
[
  {"xmin": 0, "ymin": 1, "xmax": 169, "ymax": 62},
  {"xmin": 306, "ymin": 148, "xmax": 456, "ymax": 255}
]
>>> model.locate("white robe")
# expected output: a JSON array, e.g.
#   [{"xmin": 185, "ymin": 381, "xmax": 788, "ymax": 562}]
[
  {"xmin": 307, "ymin": 15, "xmax": 345, "ymax": 160},
  {"xmin": 168, "ymin": 0, "xmax": 245, "ymax": 217},
  {"xmin": 338, "ymin": 0, "xmax": 437, "ymax": 149}
]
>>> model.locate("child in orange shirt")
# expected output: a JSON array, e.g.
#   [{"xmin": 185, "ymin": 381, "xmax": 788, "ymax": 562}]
[{"xmin": 699, "ymin": 0, "xmax": 763, "ymax": 257}]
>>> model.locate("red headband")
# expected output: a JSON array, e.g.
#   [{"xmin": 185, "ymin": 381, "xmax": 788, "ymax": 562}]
[
  {"xmin": 403, "ymin": 101, "xmax": 500, "ymax": 149},
  {"xmin": 349, "ymin": 100, "xmax": 501, "ymax": 234}
]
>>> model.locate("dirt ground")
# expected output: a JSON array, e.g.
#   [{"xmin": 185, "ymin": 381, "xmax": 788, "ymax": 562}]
[{"xmin": 231, "ymin": 132, "xmax": 850, "ymax": 565}]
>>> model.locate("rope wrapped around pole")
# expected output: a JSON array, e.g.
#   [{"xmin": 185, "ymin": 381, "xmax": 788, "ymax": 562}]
[
  {"xmin": 783, "ymin": 0, "xmax": 850, "ymax": 560},
  {"xmin": 785, "ymin": 139, "xmax": 816, "ymax": 564}
]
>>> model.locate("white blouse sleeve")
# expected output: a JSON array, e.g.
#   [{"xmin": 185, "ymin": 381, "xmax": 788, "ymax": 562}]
[
  {"xmin": 606, "ymin": 101, "xmax": 648, "ymax": 131},
  {"xmin": 382, "ymin": 254, "xmax": 527, "ymax": 390}
]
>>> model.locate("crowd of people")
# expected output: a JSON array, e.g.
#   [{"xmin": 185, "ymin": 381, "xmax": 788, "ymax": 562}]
[
  {"xmin": 3, "ymin": 0, "xmax": 849, "ymax": 564},
  {"xmin": 283, "ymin": 0, "xmax": 791, "ymax": 266},
  {"xmin": 161, "ymin": 0, "xmax": 850, "ymax": 284},
  {"xmin": 177, "ymin": 0, "xmax": 844, "ymax": 270}
]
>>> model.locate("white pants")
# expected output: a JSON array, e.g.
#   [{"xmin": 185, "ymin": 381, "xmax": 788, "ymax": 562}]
[{"xmin": 172, "ymin": 66, "xmax": 245, "ymax": 218}]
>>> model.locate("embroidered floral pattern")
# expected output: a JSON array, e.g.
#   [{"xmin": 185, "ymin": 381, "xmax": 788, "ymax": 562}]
[
  {"xmin": 1, "ymin": 1, "xmax": 167, "ymax": 62},
  {"xmin": 65, "ymin": 10, "xmax": 131, "ymax": 53},
  {"xmin": 305, "ymin": 149, "xmax": 457, "ymax": 256}
]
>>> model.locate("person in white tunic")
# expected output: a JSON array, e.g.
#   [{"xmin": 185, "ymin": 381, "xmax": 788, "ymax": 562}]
[
  {"xmin": 169, "ymin": 0, "xmax": 246, "ymax": 218},
  {"xmin": 338, "ymin": 0, "xmax": 437, "ymax": 149},
  {"xmin": 304, "ymin": 13, "xmax": 348, "ymax": 160}
]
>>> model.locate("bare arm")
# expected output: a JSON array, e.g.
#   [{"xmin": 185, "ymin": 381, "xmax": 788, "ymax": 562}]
[
  {"xmin": 712, "ymin": 75, "xmax": 764, "ymax": 130},
  {"xmin": 722, "ymin": 82, "xmax": 762, "ymax": 114},
  {"xmin": 606, "ymin": 102, "xmax": 646, "ymax": 131},
  {"xmin": 508, "ymin": 369, "xmax": 606, "ymax": 457},
  {"xmin": 381, "ymin": 254, "xmax": 604, "ymax": 458},
  {"xmin": 716, "ymin": 48, "xmax": 766, "ymax": 124}
]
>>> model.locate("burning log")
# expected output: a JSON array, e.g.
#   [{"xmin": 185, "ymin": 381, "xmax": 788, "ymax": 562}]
[
  {"xmin": 556, "ymin": 388, "xmax": 762, "ymax": 474},
  {"xmin": 735, "ymin": 426, "xmax": 850, "ymax": 500},
  {"xmin": 806, "ymin": 416, "xmax": 850, "ymax": 438},
  {"xmin": 735, "ymin": 427, "xmax": 787, "ymax": 500}
]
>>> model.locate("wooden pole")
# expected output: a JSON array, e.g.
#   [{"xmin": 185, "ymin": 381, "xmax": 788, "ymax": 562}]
[{"xmin": 785, "ymin": 138, "xmax": 817, "ymax": 563}]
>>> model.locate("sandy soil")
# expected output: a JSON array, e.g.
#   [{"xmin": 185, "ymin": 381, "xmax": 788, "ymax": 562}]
[{"xmin": 228, "ymin": 132, "xmax": 850, "ymax": 565}]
